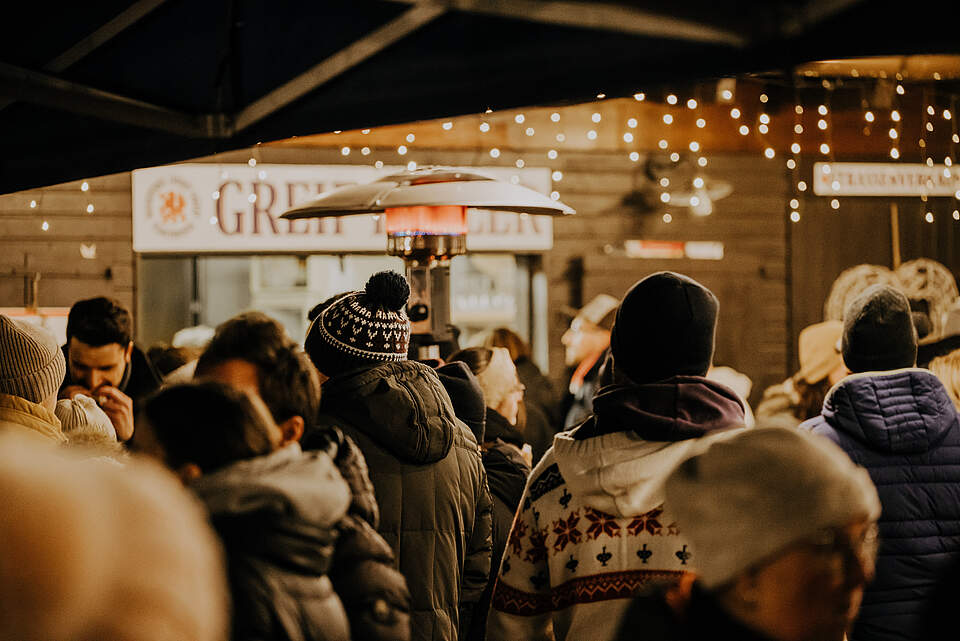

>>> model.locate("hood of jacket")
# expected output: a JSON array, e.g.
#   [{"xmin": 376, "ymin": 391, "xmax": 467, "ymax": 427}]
[
  {"xmin": 484, "ymin": 407, "xmax": 524, "ymax": 448},
  {"xmin": 483, "ymin": 439, "xmax": 531, "ymax": 510},
  {"xmin": 554, "ymin": 377, "xmax": 744, "ymax": 517},
  {"xmin": 0, "ymin": 393, "xmax": 65, "ymax": 443},
  {"xmin": 191, "ymin": 444, "xmax": 350, "ymax": 574},
  {"xmin": 822, "ymin": 368, "xmax": 959, "ymax": 455},
  {"xmin": 319, "ymin": 360, "xmax": 458, "ymax": 465}
]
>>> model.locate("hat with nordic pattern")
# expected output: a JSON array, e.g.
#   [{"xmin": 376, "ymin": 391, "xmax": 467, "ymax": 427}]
[{"xmin": 306, "ymin": 271, "xmax": 411, "ymax": 376}]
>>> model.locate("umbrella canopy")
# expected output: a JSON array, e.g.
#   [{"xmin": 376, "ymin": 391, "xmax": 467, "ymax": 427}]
[{"xmin": 2, "ymin": 0, "xmax": 959, "ymax": 194}]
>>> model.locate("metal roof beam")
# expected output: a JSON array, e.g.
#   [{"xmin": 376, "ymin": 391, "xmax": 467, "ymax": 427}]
[
  {"xmin": 0, "ymin": 61, "xmax": 220, "ymax": 138},
  {"xmin": 232, "ymin": 2, "xmax": 448, "ymax": 134},
  {"xmin": 385, "ymin": 0, "xmax": 747, "ymax": 47}
]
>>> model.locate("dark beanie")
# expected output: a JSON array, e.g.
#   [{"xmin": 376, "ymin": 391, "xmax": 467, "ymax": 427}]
[
  {"xmin": 610, "ymin": 272, "xmax": 718, "ymax": 384},
  {"xmin": 305, "ymin": 271, "xmax": 411, "ymax": 377},
  {"xmin": 435, "ymin": 361, "xmax": 486, "ymax": 443},
  {"xmin": 842, "ymin": 284, "xmax": 917, "ymax": 373}
]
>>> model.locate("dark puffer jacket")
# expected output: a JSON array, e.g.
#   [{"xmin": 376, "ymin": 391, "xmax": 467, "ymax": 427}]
[
  {"xmin": 801, "ymin": 369, "xmax": 960, "ymax": 641},
  {"xmin": 190, "ymin": 444, "xmax": 353, "ymax": 641},
  {"xmin": 315, "ymin": 361, "xmax": 493, "ymax": 641}
]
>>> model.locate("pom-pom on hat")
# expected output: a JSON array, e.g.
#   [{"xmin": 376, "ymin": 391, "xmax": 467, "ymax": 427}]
[
  {"xmin": 842, "ymin": 284, "xmax": 917, "ymax": 373},
  {"xmin": 306, "ymin": 271, "xmax": 412, "ymax": 377}
]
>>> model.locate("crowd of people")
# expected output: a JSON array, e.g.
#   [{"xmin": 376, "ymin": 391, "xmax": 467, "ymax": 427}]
[{"xmin": 2, "ymin": 267, "xmax": 960, "ymax": 641}]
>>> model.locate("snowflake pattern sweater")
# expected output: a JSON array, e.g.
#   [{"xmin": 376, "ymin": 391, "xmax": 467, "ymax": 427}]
[{"xmin": 487, "ymin": 378, "xmax": 746, "ymax": 641}]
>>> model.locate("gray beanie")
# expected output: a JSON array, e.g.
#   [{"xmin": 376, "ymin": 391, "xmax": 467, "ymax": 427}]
[
  {"xmin": 842, "ymin": 284, "xmax": 917, "ymax": 373},
  {"xmin": 665, "ymin": 426, "xmax": 881, "ymax": 589},
  {"xmin": 0, "ymin": 315, "xmax": 66, "ymax": 404}
]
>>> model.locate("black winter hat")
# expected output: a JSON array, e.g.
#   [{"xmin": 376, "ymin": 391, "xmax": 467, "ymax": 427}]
[
  {"xmin": 610, "ymin": 272, "xmax": 718, "ymax": 384},
  {"xmin": 842, "ymin": 284, "xmax": 917, "ymax": 373},
  {"xmin": 305, "ymin": 271, "xmax": 411, "ymax": 377},
  {"xmin": 435, "ymin": 361, "xmax": 486, "ymax": 443}
]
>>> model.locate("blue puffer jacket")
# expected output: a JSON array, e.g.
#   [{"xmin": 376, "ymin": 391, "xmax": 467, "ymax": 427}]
[{"xmin": 800, "ymin": 369, "xmax": 960, "ymax": 641}]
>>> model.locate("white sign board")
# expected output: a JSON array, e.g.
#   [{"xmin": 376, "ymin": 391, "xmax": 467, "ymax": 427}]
[
  {"xmin": 132, "ymin": 164, "xmax": 555, "ymax": 253},
  {"xmin": 813, "ymin": 162, "xmax": 960, "ymax": 196}
]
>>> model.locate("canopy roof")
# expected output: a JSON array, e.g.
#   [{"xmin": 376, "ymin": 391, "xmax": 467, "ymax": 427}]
[{"xmin": 2, "ymin": 0, "xmax": 958, "ymax": 194}]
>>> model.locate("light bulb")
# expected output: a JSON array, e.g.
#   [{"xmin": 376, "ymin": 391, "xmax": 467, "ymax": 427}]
[
  {"xmin": 41, "ymin": 220, "xmax": 49, "ymax": 231},
  {"xmin": 759, "ymin": 124, "xmax": 769, "ymax": 134},
  {"xmin": 556, "ymin": 133, "xmax": 566, "ymax": 142},
  {"xmin": 550, "ymin": 191, "xmax": 560, "ymax": 200},
  {"xmin": 689, "ymin": 141, "xmax": 700, "ymax": 152},
  {"xmin": 479, "ymin": 122, "xmax": 490, "ymax": 132},
  {"xmin": 896, "ymin": 84, "xmax": 905, "ymax": 95},
  {"xmin": 890, "ymin": 148, "xmax": 900, "ymax": 159},
  {"xmin": 86, "ymin": 204, "xmax": 94, "ymax": 213},
  {"xmin": 666, "ymin": 95, "xmax": 678, "ymax": 105},
  {"xmin": 889, "ymin": 128, "xmax": 898, "ymax": 139},
  {"xmin": 375, "ymin": 161, "xmax": 384, "ymax": 169},
  {"xmin": 660, "ymin": 177, "xmax": 670, "ymax": 187},
  {"xmin": 798, "ymin": 181, "xmax": 807, "ymax": 191},
  {"xmin": 592, "ymin": 112, "xmax": 601, "ymax": 123},
  {"xmin": 790, "ymin": 199, "xmax": 800, "ymax": 208},
  {"xmin": 587, "ymin": 130, "xmax": 598, "ymax": 140},
  {"xmin": 398, "ymin": 145, "xmax": 407, "ymax": 155},
  {"xmin": 551, "ymin": 112, "xmax": 561, "ymax": 122},
  {"xmin": 818, "ymin": 105, "xmax": 828, "ymax": 115},
  {"xmin": 759, "ymin": 114, "xmax": 770, "ymax": 124},
  {"xmin": 690, "ymin": 196, "xmax": 701, "ymax": 207},
  {"xmin": 212, "ymin": 190, "xmax": 220, "ymax": 200},
  {"xmin": 362, "ymin": 129, "xmax": 371, "ymax": 134},
  {"xmin": 790, "ymin": 211, "xmax": 801, "ymax": 222},
  {"xmin": 687, "ymin": 99, "xmax": 697, "ymax": 109},
  {"xmin": 787, "ymin": 159, "xmax": 797, "ymax": 169},
  {"xmin": 29, "ymin": 200, "xmax": 36, "ymax": 208},
  {"xmin": 832, "ymin": 180, "xmax": 841, "ymax": 190},
  {"xmin": 661, "ymin": 192, "xmax": 671, "ymax": 203},
  {"xmin": 721, "ymin": 89, "xmax": 733, "ymax": 100},
  {"xmin": 928, "ymin": 106, "xmax": 936, "ymax": 116},
  {"xmin": 80, "ymin": 181, "xmax": 89, "ymax": 192},
  {"xmin": 663, "ymin": 213, "xmax": 673, "ymax": 223},
  {"xmin": 818, "ymin": 119, "xmax": 828, "ymax": 130},
  {"xmin": 627, "ymin": 118, "xmax": 638, "ymax": 128},
  {"xmin": 407, "ymin": 161, "xmax": 417, "ymax": 171},
  {"xmin": 760, "ymin": 94, "xmax": 769, "ymax": 103},
  {"xmin": 865, "ymin": 111, "xmax": 875, "ymax": 122},
  {"xmin": 891, "ymin": 110, "xmax": 901, "ymax": 122},
  {"xmin": 820, "ymin": 143, "xmax": 830, "ymax": 154},
  {"xmin": 515, "ymin": 114, "xmax": 525, "ymax": 124},
  {"xmin": 525, "ymin": 127, "xmax": 535, "ymax": 136},
  {"xmin": 831, "ymin": 199, "xmax": 840, "ymax": 210},
  {"xmin": 663, "ymin": 114, "xmax": 674, "ymax": 125},
  {"xmin": 945, "ymin": 110, "xmax": 953, "ymax": 120},
  {"xmin": 489, "ymin": 148, "xmax": 500, "ymax": 158},
  {"xmin": 794, "ymin": 124, "xmax": 804, "ymax": 134},
  {"xmin": 361, "ymin": 147, "xmax": 371, "ymax": 155},
  {"xmin": 247, "ymin": 194, "xmax": 256, "ymax": 203},
  {"xmin": 629, "ymin": 152, "xmax": 640, "ymax": 162},
  {"xmin": 795, "ymin": 105, "xmax": 804, "ymax": 114},
  {"xmin": 405, "ymin": 133, "xmax": 415, "ymax": 143},
  {"xmin": 623, "ymin": 132, "xmax": 634, "ymax": 143},
  {"xmin": 791, "ymin": 143, "xmax": 801, "ymax": 154},
  {"xmin": 730, "ymin": 108, "xmax": 741, "ymax": 119},
  {"xmin": 696, "ymin": 118, "xmax": 706, "ymax": 128},
  {"xmin": 954, "ymin": 210, "xmax": 960, "ymax": 220},
  {"xmin": 659, "ymin": 139, "xmax": 669, "ymax": 149},
  {"xmin": 739, "ymin": 125, "xmax": 749, "ymax": 135},
  {"xmin": 671, "ymin": 152, "xmax": 681, "ymax": 162},
  {"xmin": 634, "ymin": 93, "xmax": 646, "ymax": 101},
  {"xmin": 693, "ymin": 177, "xmax": 705, "ymax": 188},
  {"xmin": 697, "ymin": 156, "xmax": 707, "ymax": 167},
  {"xmin": 926, "ymin": 212, "xmax": 935, "ymax": 223},
  {"xmin": 552, "ymin": 171, "xmax": 563, "ymax": 181},
  {"xmin": 516, "ymin": 159, "xmax": 525, "ymax": 168},
  {"xmin": 248, "ymin": 158, "xmax": 256, "ymax": 167},
  {"xmin": 547, "ymin": 149, "xmax": 558, "ymax": 159},
  {"xmin": 341, "ymin": 146, "xmax": 351, "ymax": 156},
  {"xmin": 764, "ymin": 147, "xmax": 775, "ymax": 159}
]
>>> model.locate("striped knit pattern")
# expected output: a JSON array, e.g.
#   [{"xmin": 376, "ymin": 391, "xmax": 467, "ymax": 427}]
[
  {"xmin": 0, "ymin": 315, "xmax": 66, "ymax": 403},
  {"xmin": 318, "ymin": 293, "xmax": 411, "ymax": 362}
]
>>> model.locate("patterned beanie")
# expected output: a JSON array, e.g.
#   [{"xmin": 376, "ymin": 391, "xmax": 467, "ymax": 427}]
[
  {"xmin": 306, "ymin": 271, "xmax": 412, "ymax": 377},
  {"xmin": 0, "ymin": 315, "xmax": 67, "ymax": 403}
]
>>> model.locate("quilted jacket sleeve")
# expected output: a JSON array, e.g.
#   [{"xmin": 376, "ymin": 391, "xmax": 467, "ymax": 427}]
[{"xmin": 460, "ymin": 457, "xmax": 494, "ymax": 636}]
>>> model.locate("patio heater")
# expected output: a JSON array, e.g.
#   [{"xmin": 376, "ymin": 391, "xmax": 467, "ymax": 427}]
[{"xmin": 282, "ymin": 167, "xmax": 575, "ymax": 358}]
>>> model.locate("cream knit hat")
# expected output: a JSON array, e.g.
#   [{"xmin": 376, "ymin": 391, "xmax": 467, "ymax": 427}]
[
  {"xmin": 665, "ymin": 426, "xmax": 881, "ymax": 589},
  {"xmin": 0, "ymin": 315, "xmax": 66, "ymax": 403}
]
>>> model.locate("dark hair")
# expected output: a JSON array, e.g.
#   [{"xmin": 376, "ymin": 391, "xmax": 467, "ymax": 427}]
[
  {"xmin": 140, "ymin": 381, "xmax": 278, "ymax": 472},
  {"xmin": 448, "ymin": 347, "xmax": 494, "ymax": 377},
  {"xmin": 793, "ymin": 375, "xmax": 832, "ymax": 422},
  {"xmin": 195, "ymin": 312, "xmax": 320, "ymax": 424},
  {"xmin": 487, "ymin": 327, "xmax": 531, "ymax": 362},
  {"xmin": 66, "ymin": 297, "xmax": 132, "ymax": 347}
]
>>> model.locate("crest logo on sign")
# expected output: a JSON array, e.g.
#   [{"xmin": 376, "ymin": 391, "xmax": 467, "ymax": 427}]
[{"xmin": 145, "ymin": 176, "xmax": 201, "ymax": 236}]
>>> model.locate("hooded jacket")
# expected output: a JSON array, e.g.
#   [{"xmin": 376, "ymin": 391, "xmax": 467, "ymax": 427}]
[
  {"xmin": 801, "ymin": 368, "xmax": 960, "ymax": 641},
  {"xmin": 314, "ymin": 361, "xmax": 493, "ymax": 641},
  {"xmin": 487, "ymin": 377, "xmax": 744, "ymax": 641},
  {"xmin": 191, "ymin": 444, "xmax": 353, "ymax": 641}
]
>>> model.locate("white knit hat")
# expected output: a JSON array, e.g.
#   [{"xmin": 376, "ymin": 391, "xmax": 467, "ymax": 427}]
[
  {"xmin": 56, "ymin": 394, "xmax": 118, "ymax": 441},
  {"xmin": 0, "ymin": 315, "xmax": 66, "ymax": 403},
  {"xmin": 665, "ymin": 426, "xmax": 881, "ymax": 589}
]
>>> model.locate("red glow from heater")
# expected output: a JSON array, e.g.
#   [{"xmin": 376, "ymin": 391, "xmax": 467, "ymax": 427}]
[{"xmin": 385, "ymin": 206, "xmax": 467, "ymax": 236}]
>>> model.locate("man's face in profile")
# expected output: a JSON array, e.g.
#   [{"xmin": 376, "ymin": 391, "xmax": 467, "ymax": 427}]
[{"xmin": 67, "ymin": 338, "xmax": 132, "ymax": 391}]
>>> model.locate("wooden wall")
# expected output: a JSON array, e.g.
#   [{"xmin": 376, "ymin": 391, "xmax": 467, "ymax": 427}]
[{"xmin": 0, "ymin": 173, "xmax": 135, "ymax": 313}]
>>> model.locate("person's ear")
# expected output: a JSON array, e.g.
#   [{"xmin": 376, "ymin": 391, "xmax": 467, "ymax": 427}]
[
  {"xmin": 124, "ymin": 341, "xmax": 134, "ymax": 363},
  {"xmin": 277, "ymin": 415, "xmax": 305, "ymax": 445},
  {"xmin": 176, "ymin": 462, "xmax": 203, "ymax": 484}
]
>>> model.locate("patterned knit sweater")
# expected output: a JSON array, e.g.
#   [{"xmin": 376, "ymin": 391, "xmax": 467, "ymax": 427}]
[{"xmin": 487, "ymin": 378, "xmax": 745, "ymax": 641}]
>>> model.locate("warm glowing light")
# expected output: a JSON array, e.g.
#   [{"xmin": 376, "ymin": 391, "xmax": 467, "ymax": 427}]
[
  {"xmin": 629, "ymin": 151, "xmax": 640, "ymax": 162},
  {"xmin": 889, "ymin": 128, "xmax": 898, "ymax": 139},
  {"xmin": 831, "ymin": 199, "xmax": 840, "ymax": 210},
  {"xmin": 407, "ymin": 161, "xmax": 417, "ymax": 171},
  {"xmin": 341, "ymin": 146, "xmax": 351, "ymax": 156},
  {"xmin": 759, "ymin": 114, "xmax": 770, "ymax": 124},
  {"xmin": 398, "ymin": 145, "xmax": 408, "ymax": 155},
  {"xmin": 696, "ymin": 118, "xmax": 706, "ymax": 128},
  {"xmin": 759, "ymin": 124, "xmax": 769, "ymax": 134},
  {"xmin": 362, "ymin": 129, "xmax": 371, "ymax": 134},
  {"xmin": 525, "ymin": 127, "xmax": 535, "ymax": 136},
  {"xmin": 927, "ymin": 122, "xmax": 935, "ymax": 132},
  {"xmin": 798, "ymin": 181, "xmax": 808, "ymax": 191},
  {"xmin": 516, "ymin": 159, "xmax": 525, "ymax": 168},
  {"xmin": 550, "ymin": 191, "xmax": 560, "ymax": 200},
  {"xmin": 405, "ymin": 133, "xmax": 415, "ymax": 142},
  {"xmin": 587, "ymin": 130, "xmax": 598, "ymax": 140},
  {"xmin": 80, "ymin": 181, "xmax": 89, "ymax": 192},
  {"xmin": 891, "ymin": 110, "xmax": 901, "ymax": 122},
  {"xmin": 794, "ymin": 124, "xmax": 804, "ymax": 134},
  {"xmin": 822, "ymin": 165, "xmax": 831, "ymax": 174},
  {"xmin": 697, "ymin": 156, "xmax": 707, "ymax": 167},
  {"xmin": 556, "ymin": 133, "xmax": 566, "ymax": 142},
  {"xmin": 489, "ymin": 148, "xmax": 500, "ymax": 158},
  {"xmin": 760, "ymin": 94, "xmax": 769, "ymax": 103},
  {"xmin": 865, "ymin": 111, "xmax": 875, "ymax": 122},
  {"xmin": 375, "ymin": 161, "xmax": 384, "ymax": 169},
  {"xmin": 661, "ymin": 193, "xmax": 671, "ymax": 203},
  {"xmin": 896, "ymin": 84, "xmax": 905, "ymax": 95},
  {"xmin": 634, "ymin": 93, "xmax": 646, "ymax": 101},
  {"xmin": 945, "ymin": 110, "xmax": 953, "ymax": 120},
  {"xmin": 361, "ymin": 147, "xmax": 371, "ymax": 155},
  {"xmin": 791, "ymin": 143, "xmax": 801, "ymax": 154},
  {"xmin": 820, "ymin": 143, "xmax": 830, "ymax": 154},
  {"xmin": 29, "ymin": 200, "xmax": 36, "ymax": 208},
  {"xmin": 623, "ymin": 132, "xmax": 634, "ymax": 143},
  {"xmin": 687, "ymin": 99, "xmax": 698, "ymax": 109},
  {"xmin": 659, "ymin": 139, "xmax": 669, "ymax": 149},
  {"xmin": 41, "ymin": 220, "xmax": 49, "ymax": 231},
  {"xmin": 739, "ymin": 125, "xmax": 749, "ymax": 135},
  {"xmin": 721, "ymin": 89, "xmax": 733, "ymax": 100},
  {"xmin": 247, "ymin": 194, "xmax": 256, "ymax": 203},
  {"xmin": 86, "ymin": 204, "xmax": 95, "ymax": 213},
  {"xmin": 248, "ymin": 158, "xmax": 257, "ymax": 167},
  {"xmin": 666, "ymin": 95, "xmax": 678, "ymax": 105},
  {"xmin": 442, "ymin": 122, "xmax": 453, "ymax": 130},
  {"xmin": 926, "ymin": 212, "xmax": 935, "ymax": 223},
  {"xmin": 663, "ymin": 213, "xmax": 673, "ymax": 223},
  {"xmin": 818, "ymin": 119, "xmax": 828, "ymax": 130},
  {"xmin": 597, "ymin": 93, "xmax": 606, "ymax": 99},
  {"xmin": 790, "ymin": 211, "xmax": 801, "ymax": 222},
  {"xmin": 787, "ymin": 159, "xmax": 797, "ymax": 169},
  {"xmin": 515, "ymin": 114, "xmax": 525, "ymax": 124},
  {"xmin": 693, "ymin": 177, "xmax": 705, "ymax": 188},
  {"xmin": 660, "ymin": 177, "xmax": 670, "ymax": 187},
  {"xmin": 480, "ymin": 122, "xmax": 490, "ymax": 132},
  {"xmin": 552, "ymin": 171, "xmax": 563, "ymax": 181},
  {"xmin": 689, "ymin": 141, "xmax": 700, "ymax": 152},
  {"xmin": 547, "ymin": 149, "xmax": 558, "ymax": 159},
  {"xmin": 764, "ymin": 147, "xmax": 775, "ymax": 159},
  {"xmin": 690, "ymin": 196, "xmax": 701, "ymax": 207},
  {"xmin": 954, "ymin": 210, "xmax": 960, "ymax": 220},
  {"xmin": 790, "ymin": 198, "xmax": 800, "ymax": 209},
  {"xmin": 730, "ymin": 108, "xmax": 741, "ymax": 119},
  {"xmin": 671, "ymin": 153, "xmax": 681, "ymax": 162},
  {"xmin": 890, "ymin": 148, "xmax": 900, "ymax": 159},
  {"xmin": 385, "ymin": 205, "xmax": 468, "ymax": 235},
  {"xmin": 663, "ymin": 114, "xmax": 674, "ymax": 125},
  {"xmin": 627, "ymin": 118, "xmax": 638, "ymax": 128},
  {"xmin": 832, "ymin": 180, "xmax": 841, "ymax": 191},
  {"xmin": 795, "ymin": 105, "xmax": 804, "ymax": 114},
  {"xmin": 592, "ymin": 112, "xmax": 602, "ymax": 123},
  {"xmin": 818, "ymin": 105, "xmax": 828, "ymax": 115},
  {"xmin": 928, "ymin": 105, "xmax": 936, "ymax": 116}
]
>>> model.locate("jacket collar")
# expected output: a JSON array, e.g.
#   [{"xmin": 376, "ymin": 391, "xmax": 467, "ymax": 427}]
[{"xmin": 0, "ymin": 393, "xmax": 65, "ymax": 442}]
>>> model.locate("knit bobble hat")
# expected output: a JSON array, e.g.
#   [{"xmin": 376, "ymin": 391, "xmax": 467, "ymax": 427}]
[
  {"xmin": 306, "ymin": 271, "xmax": 412, "ymax": 377},
  {"xmin": 610, "ymin": 272, "xmax": 718, "ymax": 384},
  {"xmin": 0, "ymin": 315, "xmax": 67, "ymax": 404},
  {"xmin": 842, "ymin": 284, "xmax": 917, "ymax": 373},
  {"xmin": 665, "ymin": 426, "xmax": 881, "ymax": 589}
]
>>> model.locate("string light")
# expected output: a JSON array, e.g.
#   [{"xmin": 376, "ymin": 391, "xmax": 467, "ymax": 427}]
[
  {"xmin": 405, "ymin": 133, "xmax": 415, "ymax": 142},
  {"xmin": 407, "ymin": 161, "xmax": 417, "ymax": 171},
  {"xmin": 818, "ymin": 119, "xmax": 828, "ymax": 130},
  {"xmin": 759, "ymin": 124, "xmax": 769, "ymax": 134},
  {"xmin": 489, "ymin": 148, "xmax": 500, "ymax": 158},
  {"xmin": 693, "ymin": 177, "xmax": 705, "ymax": 188},
  {"xmin": 891, "ymin": 148, "xmax": 900, "ymax": 159},
  {"xmin": 927, "ymin": 105, "xmax": 936, "ymax": 116},
  {"xmin": 623, "ymin": 133, "xmax": 634, "ymax": 143},
  {"xmin": 926, "ymin": 212, "xmax": 935, "ymax": 223},
  {"xmin": 721, "ymin": 89, "xmax": 733, "ymax": 100},
  {"xmin": 634, "ymin": 93, "xmax": 646, "ymax": 101},
  {"xmin": 791, "ymin": 143, "xmax": 801, "ymax": 154},
  {"xmin": 247, "ymin": 193, "xmax": 257, "ymax": 203},
  {"xmin": 954, "ymin": 210, "xmax": 960, "ymax": 220},
  {"xmin": 212, "ymin": 190, "xmax": 220, "ymax": 200},
  {"xmin": 687, "ymin": 99, "xmax": 698, "ymax": 109},
  {"xmin": 760, "ymin": 94, "xmax": 769, "ymax": 103},
  {"xmin": 629, "ymin": 151, "xmax": 640, "ymax": 162},
  {"xmin": 248, "ymin": 158, "xmax": 257, "ymax": 167},
  {"xmin": 696, "ymin": 118, "xmax": 706, "ymax": 128},
  {"xmin": 764, "ymin": 147, "xmax": 775, "ymax": 159},
  {"xmin": 739, "ymin": 125, "xmax": 749, "ymax": 135},
  {"xmin": 891, "ymin": 110, "xmax": 901, "ymax": 122},
  {"xmin": 945, "ymin": 110, "xmax": 953, "ymax": 120},
  {"xmin": 80, "ymin": 181, "xmax": 89, "ymax": 192},
  {"xmin": 552, "ymin": 171, "xmax": 563, "ymax": 181},
  {"xmin": 790, "ymin": 198, "xmax": 800, "ymax": 209},
  {"xmin": 551, "ymin": 112, "xmax": 561, "ymax": 122},
  {"xmin": 41, "ymin": 221, "xmax": 49, "ymax": 231},
  {"xmin": 790, "ymin": 211, "xmax": 801, "ymax": 222},
  {"xmin": 627, "ymin": 118, "xmax": 638, "ymax": 128},
  {"xmin": 820, "ymin": 143, "xmax": 830, "ymax": 154},
  {"xmin": 587, "ymin": 130, "xmax": 598, "ymax": 140},
  {"xmin": 663, "ymin": 114, "xmax": 674, "ymax": 125},
  {"xmin": 361, "ymin": 147, "xmax": 371, "ymax": 155},
  {"xmin": 556, "ymin": 133, "xmax": 566, "ymax": 142},
  {"xmin": 596, "ymin": 93, "xmax": 606, "ymax": 99},
  {"xmin": 865, "ymin": 111, "xmax": 875, "ymax": 122},
  {"xmin": 896, "ymin": 84, "xmax": 905, "ymax": 95},
  {"xmin": 662, "ymin": 213, "xmax": 673, "ymax": 223},
  {"xmin": 889, "ymin": 128, "xmax": 898, "ymax": 139},
  {"xmin": 659, "ymin": 139, "xmax": 669, "ymax": 149},
  {"xmin": 787, "ymin": 159, "xmax": 797, "ymax": 169},
  {"xmin": 375, "ymin": 161, "xmax": 384, "ymax": 169},
  {"xmin": 525, "ymin": 127, "xmax": 535, "ymax": 136},
  {"xmin": 550, "ymin": 191, "xmax": 560, "ymax": 200},
  {"xmin": 479, "ymin": 123, "xmax": 490, "ymax": 132},
  {"xmin": 730, "ymin": 108, "xmax": 741, "ymax": 119},
  {"xmin": 666, "ymin": 95, "xmax": 678, "ymax": 105},
  {"xmin": 795, "ymin": 105, "xmax": 804, "ymax": 114},
  {"xmin": 341, "ymin": 146, "xmax": 351, "ymax": 156},
  {"xmin": 362, "ymin": 129, "xmax": 371, "ymax": 134},
  {"xmin": 592, "ymin": 113, "xmax": 602, "ymax": 123},
  {"xmin": 798, "ymin": 181, "xmax": 808, "ymax": 191},
  {"xmin": 671, "ymin": 153, "xmax": 682, "ymax": 162},
  {"xmin": 689, "ymin": 141, "xmax": 700, "ymax": 152},
  {"xmin": 697, "ymin": 156, "xmax": 707, "ymax": 167},
  {"xmin": 398, "ymin": 145, "xmax": 408, "ymax": 155},
  {"xmin": 516, "ymin": 159, "xmax": 525, "ymax": 168},
  {"xmin": 759, "ymin": 114, "xmax": 770, "ymax": 124},
  {"xmin": 660, "ymin": 177, "xmax": 670, "ymax": 187},
  {"xmin": 794, "ymin": 124, "xmax": 804, "ymax": 134},
  {"xmin": 86, "ymin": 204, "xmax": 94, "ymax": 213},
  {"xmin": 660, "ymin": 193, "xmax": 671, "ymax": 203},
  {"xmin": 29, "ymin": 200, "xmax": 36, "ymax": 208},
  {"xmin": 515, "ymin": 114, "xmax": 525, "ymax": 124},
  {"xmin": 547, "ymin": 149, "xmax": 558, "ymax": 159},
  {"xmin": 818, "ymin": 105, "xmax": 828, "ymax": 115},
  {"xmin": 831, "ymin": 199, "xmax": 840, "ymax": 210}
]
